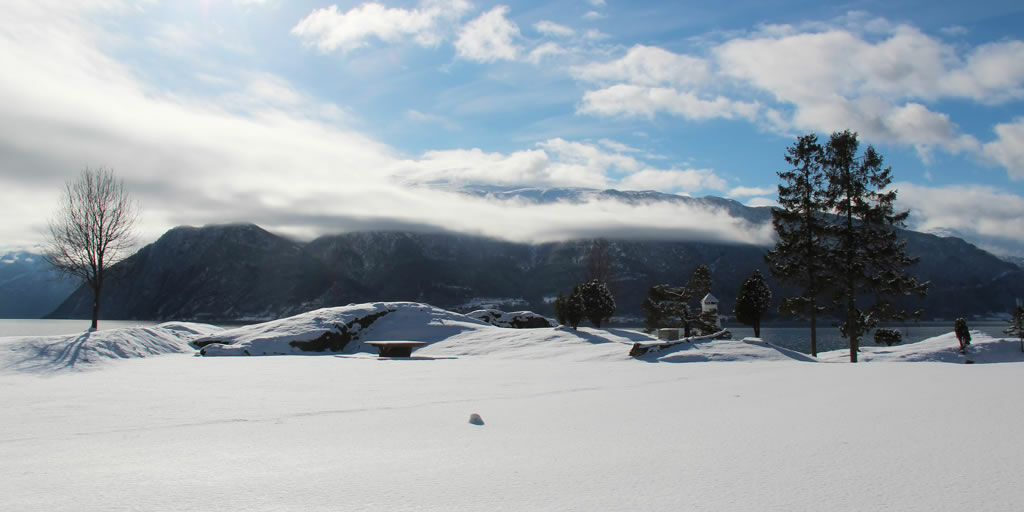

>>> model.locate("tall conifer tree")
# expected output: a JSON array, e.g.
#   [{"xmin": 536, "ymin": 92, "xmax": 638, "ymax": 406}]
[
  {"xmin": 766, "ymin": 134, "xmax": 829, "ymax": 356},
  {"xmin": 821, "ymin": 130, "xmax": 927, "ymax": 362}
]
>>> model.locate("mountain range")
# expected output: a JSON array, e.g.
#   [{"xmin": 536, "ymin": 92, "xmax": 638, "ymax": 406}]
[
  {"xmin": 35, "ymin": 189, "xmax": 1023, "ymax": 323},
  {"xmin": 0, "ymin": 252, "xmax": 77, "ymax": 319}
]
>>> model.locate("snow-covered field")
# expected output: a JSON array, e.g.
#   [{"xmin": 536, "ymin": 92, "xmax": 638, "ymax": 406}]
[{"xmin": 2, "ymin": 303, "xmax": 1022, "ymax": 511}]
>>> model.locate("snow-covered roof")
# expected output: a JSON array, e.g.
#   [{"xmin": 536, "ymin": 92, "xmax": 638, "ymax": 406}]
[{"xmin": 702, "ymin": 293, "xmax": 718, "ymax": 304}]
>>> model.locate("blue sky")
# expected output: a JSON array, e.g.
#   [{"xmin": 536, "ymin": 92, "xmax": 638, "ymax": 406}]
[{"xmin": 2, "ymin": 0, "xmax": 1023, "ymax": 256}]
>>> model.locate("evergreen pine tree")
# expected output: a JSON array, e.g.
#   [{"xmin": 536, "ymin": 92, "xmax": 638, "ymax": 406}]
[
  {"xmin": 1006, "ymin": 305, "xmax": 1024, "ymax": 352},
  {"xmin": 822, "ymin": 130, "xmax": 928, "ymax": 363},
  {"xmin": 578, "ymin": 279, "xmax": 616, "ymax": 328},
  {"xmin": 734, "ymin": 270, "xmax": 772, "ymax": 337},
  {"xmin": 766, "ymin": 133, "xmax": 829, "ymax": 356},
  {"xmin": 554, "ymin": 288, "xmax": 585, "ymax": 330}
]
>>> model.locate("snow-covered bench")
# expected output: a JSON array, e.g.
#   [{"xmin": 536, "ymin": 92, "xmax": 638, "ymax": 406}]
[{"xmin": 365, "ymin": 341, "xmax": 428, "ymax": 358}]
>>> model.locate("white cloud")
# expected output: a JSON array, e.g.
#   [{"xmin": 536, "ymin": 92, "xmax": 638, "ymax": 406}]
[
  {"xmin": 291, "ymin": 0, "xmax": 472, "ymax": 53},
  {"xmin": 579, "ymin": 84, "xmax": 760, "ymax": 121},
  {"xmin": 618, "ymin": 169, "xmax": 728, "ymax": 193},
  {"xmin": 729, "ymin": 186, "xmax": 774, "ymax": 197},
  {"xmin": 597, "ymin": 138, "xmax": 640, "ymax": 153},
  {"xmin": 713, "ymin": 22, "xmax": 1022, "ymax": 157},
  {"xmin": 588, "ymin": 0, "xmax": 606, "ymax": 6},
  {"xmin": 573, "ymin": 45, "xmax": 710, "ymax": 87},
  {"xmin": 583, "ymin": 11, "xmax": 604, "ymax": 20},
  {"xmin": 982, "ymin": 118, "xmax": 1024, "ymax": 180},
  {"xmin": 745, "ymin": 197, "xmax": 779, "ymax": 208},
  {"xmin": 527, "ymin": 42, "xmax": 567, "ymax": 63},
  {"xmin": 534, "ymin": 20, "xmax": 575, "ymax": 38},
  {"xmin": 455, "ymin": 6, "xmax": 522, "ymax": 63},
  {"xmin": 0, "ymin": 2, "xmax": 766, "ymax": 251},
  {"xmin": 896, "ymin": 182, "xmax": 1024, "ymax": 257}
]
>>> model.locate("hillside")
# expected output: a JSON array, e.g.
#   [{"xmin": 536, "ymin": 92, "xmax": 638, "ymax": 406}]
[{"xmin": 41, "ymin": 189, "xmax": 1024, "ymax": 323}]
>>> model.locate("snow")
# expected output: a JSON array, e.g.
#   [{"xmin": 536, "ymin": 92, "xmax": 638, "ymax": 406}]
[
  {"xmin": 0, "ymin": 322, "xmax": 220, "ymax": 372},
  {"xmin": 818, "ymin": 330, "xmax": 1024, "ymax": 363},
  {"xmin": 2, "ymin": 303, "xmax": 1024, "ymax": 511}
]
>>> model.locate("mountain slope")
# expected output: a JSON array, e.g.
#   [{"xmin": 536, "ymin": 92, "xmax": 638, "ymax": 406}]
[
  {"xmin": 0, "ymin": 251, "xmax": 77, "ymax": 318},
  {"xmin": 45, "ymin": 219, "xmax": 1024, "ymax": 322}
]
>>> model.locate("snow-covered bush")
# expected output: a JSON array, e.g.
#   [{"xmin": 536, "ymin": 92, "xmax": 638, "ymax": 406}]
[
  {"xmin": 578, "ymin": 280, "xmax": 615, "ymax": 328},
  {"xmin": 873, "ymin": 328, "xmax": 902, "ymax": 346}
]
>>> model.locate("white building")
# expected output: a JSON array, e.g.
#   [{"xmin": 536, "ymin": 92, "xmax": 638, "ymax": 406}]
[{"xmin": 702, "ymin": 293, "xmax": 721, "ymax": 329}]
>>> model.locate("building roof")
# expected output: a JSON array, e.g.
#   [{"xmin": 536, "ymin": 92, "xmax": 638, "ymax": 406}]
[{"xmin": 702, "ymin": 293, "xmax": 718, "ymax": 304}]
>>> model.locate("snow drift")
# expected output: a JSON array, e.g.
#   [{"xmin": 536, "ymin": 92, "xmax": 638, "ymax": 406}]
[{"xmin": 0, "ymin": 322, "xmax": 221, "ymax": 372}]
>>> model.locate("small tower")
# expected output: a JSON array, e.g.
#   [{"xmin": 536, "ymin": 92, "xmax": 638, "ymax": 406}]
[{"xmin": 702, "ymin": 293, "xmax": 721, "ymax": 328}]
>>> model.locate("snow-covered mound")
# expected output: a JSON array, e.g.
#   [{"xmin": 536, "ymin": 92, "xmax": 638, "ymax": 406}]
[
  {"xmin": 818, "ymin": 331, "xmax": 1024, "ymax": 363},
  {"xmin": 194, "ymin": 302, "xmax": 648, "ymax": 360},
  {"xmin": 0, "ymin": 322, "xmax": 221, "ymax": 372},
  {"xmin": 638, "ymin": 336, "xmax": 818, "ymax": 363},
  {"xmin": 466, "ymin": 309, "xmax": 554, "ymax": 328},
  {"xmin": 193, "ymin": 302, "xmax": 827, "ymax": 362}
]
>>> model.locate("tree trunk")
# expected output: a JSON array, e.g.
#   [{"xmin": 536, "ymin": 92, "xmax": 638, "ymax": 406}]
[
  {"xmin": 753, "ymin": 318, "xmax": 760, "ymax": 338},
  {"xmin": 90, "ymin": 284, "xmax": 100, "ymax": 331},
  {"xmin": 810, "ymin": 310, "xmax": 817, "ymax": 357},
  {"xmin": 848, "ymin": 302, "xmax": 858, "ymax": 363}
]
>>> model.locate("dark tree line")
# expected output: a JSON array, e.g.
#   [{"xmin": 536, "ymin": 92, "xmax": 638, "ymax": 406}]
[{"xmin": 767, "ymin": 130, "xmax": 928, "ymax": 362}]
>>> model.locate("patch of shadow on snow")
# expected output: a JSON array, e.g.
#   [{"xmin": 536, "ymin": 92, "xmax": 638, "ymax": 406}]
[
  {"xmin": 1, "ymin": 324, "xmax": 216, "ymax": 373},
  {"xmin": 639, "ymin": 337, "xmax": 817, "ymax": 363},
  {"xmin": 555, "ymin": 326, "xmax": 652, "ymax": 345}
]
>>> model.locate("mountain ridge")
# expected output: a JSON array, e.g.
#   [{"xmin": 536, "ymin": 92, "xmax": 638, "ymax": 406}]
[{"xmin": 45, "ymin": 220, "xmax": 1024, "ymax": 323}]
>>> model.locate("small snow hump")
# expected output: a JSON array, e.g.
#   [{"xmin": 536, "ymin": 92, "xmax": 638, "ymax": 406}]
[{"xmin": 468, "ymin": 413, "xmax": 484, "ymax": 426}]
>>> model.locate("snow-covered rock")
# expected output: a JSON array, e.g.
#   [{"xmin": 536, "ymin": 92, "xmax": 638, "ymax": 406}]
[{"xmin": 466, "ymin": 309, "xmax": 554, "ymax": 328}]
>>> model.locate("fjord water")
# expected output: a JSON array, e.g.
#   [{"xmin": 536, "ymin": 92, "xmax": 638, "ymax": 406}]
[
  {"xmin": 725, "ymin": 321, "xmax": 1011, "ymax": 353},
  {"xmin": 0, "ymin": 319, "xmax": 160, "ymax": 337}
]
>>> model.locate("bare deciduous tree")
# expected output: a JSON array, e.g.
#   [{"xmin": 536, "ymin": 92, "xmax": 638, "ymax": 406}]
[
  {"xmin": 585, "ymin": 238, "xmax": 613, "ymax": 284},
  {"xmin": 44, "ymin": 167, "xmax": 138, "ymax": 330}
]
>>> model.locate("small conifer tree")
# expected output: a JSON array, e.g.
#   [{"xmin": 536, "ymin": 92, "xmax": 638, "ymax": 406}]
[
  {"xmin": 1006, "ymin": 306, "xmax": 1024, "ymax": 352},
  {"xmin": 734, "ymin": 270, "xmax": 772, "ymax": 337}
]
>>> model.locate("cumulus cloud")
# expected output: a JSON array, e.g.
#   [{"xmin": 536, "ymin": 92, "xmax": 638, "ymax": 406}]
[
  {"xmin": 982, "ymin": 118, "xmax": 1024, "ymax": 180},
  {"xmin": 291, "ymin": 0, "xmax": 472, "ymax": 53},
  {"xmin": 455, "ymin": 6, "xmax": 522, "ymax": 63},
  {"xmin": 568, "ymin": 15, "xmax": 1024, "ymax": 178},
  {"xmin": 580, "ymin": 85, "xmax": 760, "ymax": 121},
  {"xmin": 896, "ymin": 182, "xmax": 1024, "ymax": 257},
  {"xmin": 713, "ymin": 21, "xmax": 1020, "ymax": 156},
  {"xmin": 573, "ymin": 45, "xmax": 710, "ymax": 87}
]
